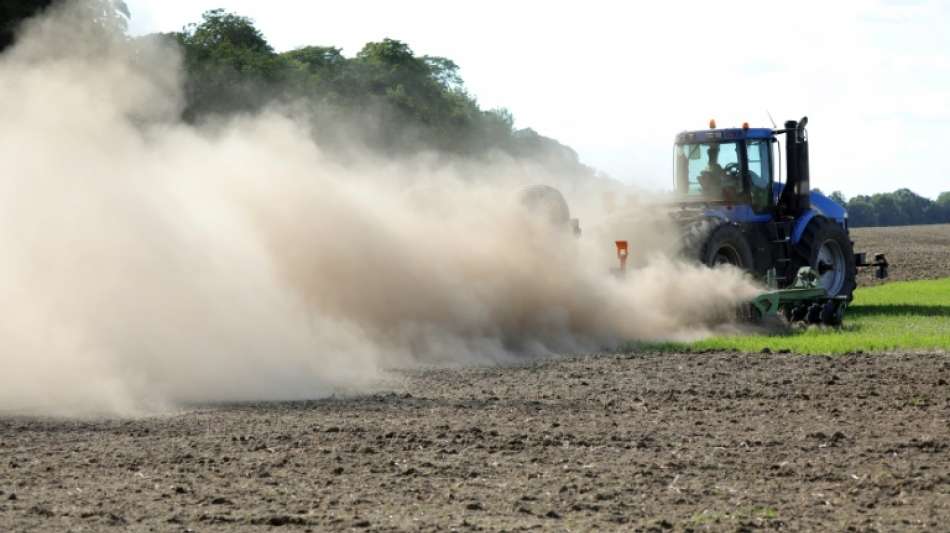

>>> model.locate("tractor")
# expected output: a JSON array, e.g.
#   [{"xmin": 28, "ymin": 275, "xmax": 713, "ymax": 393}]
[
  {"xmin": 671, "ymin": 116, "xmax": 887, "ymax": 324},
  {"xmin": 520, "ymin": 116, "xmax": 887, "ymax": 325}
]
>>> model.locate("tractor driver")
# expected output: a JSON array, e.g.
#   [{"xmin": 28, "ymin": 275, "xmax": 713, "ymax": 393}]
[
  {"xmin": 698, "ymin": 144, "xmax": 741, "ymax": 200},
  {"xmin": 698, "ymin": 144, "xmax": 725, "ymax": 198}
]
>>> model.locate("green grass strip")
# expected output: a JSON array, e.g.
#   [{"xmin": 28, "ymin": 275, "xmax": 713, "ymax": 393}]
[{"xmin": 632, "ymin": 277, "xmax": 950, "ymax": 355}]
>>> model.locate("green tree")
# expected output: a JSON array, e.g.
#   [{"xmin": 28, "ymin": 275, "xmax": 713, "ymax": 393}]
[
  {"xmin": 0, "ymin": 0, "xmax": 54, "ymax": 51},
  {"xmin": 182, "ymin": 9, "xmax": 270, "ymax": 55},
  {"xmin": 422, "ymin": 56, "xmax": 463, "ymax": 90},
  {"xmin": 0, "ymin": 0, "xmax": 128, "ymax": 52},
  {"xmin": 935, "ymin": 192, "xmax": 950, "ymax": 223},
  {"xmin": 282, "ymin": 46, "xmax": 344, "ymax": 72},
  {"xmin": 341, "ymin": 38, "xmax": 488, "ymax": 152},
  {"xmin": 163, "ymin": 10, "xmax": 590, "ymax": 170},
  {"xmin": 278, "ymin": 46, "xmax": 347, "ymax": 107},
  {"xmin": 177, "ymin": 9, "xmax": 290, "ymax": 119},
  {"xmin": 846, "ymin": 196, "xmax": 877, "ymax": 227},
  {"xmin": 891, "ymin": 188, "xmax": 933, "ymax": 225},
  {"xmin": 870, "ymin": 193, "xmax": 907, "ymax": 226}
]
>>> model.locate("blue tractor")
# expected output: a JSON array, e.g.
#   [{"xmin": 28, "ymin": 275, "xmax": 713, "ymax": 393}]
[{"xmin": 673, "ymin": 117, "xmax": 887, "ymax": 324}]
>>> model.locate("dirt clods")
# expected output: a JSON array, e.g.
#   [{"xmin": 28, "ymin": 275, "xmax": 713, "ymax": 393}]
[{"xmin": 3, "ymin": 350, "xmax": 949, "ymax": 531}]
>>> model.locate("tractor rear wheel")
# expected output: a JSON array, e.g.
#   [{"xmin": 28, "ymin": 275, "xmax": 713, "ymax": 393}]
[
  {"xmin": 795, "ymin": 217, "xmax": 857, "ymax": 301},
  {"xmin": 699, "ymin": 223, "xmax": 755, "ymax": 270},
  {"xmin": 519, "ymin": 185, "xmax": 570, "ymax": 226}
]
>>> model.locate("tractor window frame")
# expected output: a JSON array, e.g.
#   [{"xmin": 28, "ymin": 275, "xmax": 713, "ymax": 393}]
[{"xmin": 745, "ymin": 138, "xmax": 773, "ymax": 214}]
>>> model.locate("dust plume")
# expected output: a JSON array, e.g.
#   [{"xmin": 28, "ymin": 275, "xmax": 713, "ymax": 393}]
[{"xmin": 0, "ymin": 5, "xmax": 760, "ymax": 416}]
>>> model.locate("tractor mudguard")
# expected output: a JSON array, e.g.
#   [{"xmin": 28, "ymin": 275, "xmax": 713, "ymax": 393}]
[
  {"xmin": 770, "ymin": 186, "xmax": 847, "ymax": 245},
  {"xmin": 790, "ymin": 210, "xmax": 818, "ymax": 246}
]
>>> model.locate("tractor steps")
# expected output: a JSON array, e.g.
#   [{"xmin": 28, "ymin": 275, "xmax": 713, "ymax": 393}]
[{"xmin": 766, "ymin": 221, "xmax": 796, "ymax": 282}]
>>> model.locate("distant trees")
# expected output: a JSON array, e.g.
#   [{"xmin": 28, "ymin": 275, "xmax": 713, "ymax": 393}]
[
  {"xmin": 828, "ymin": 191, "xmax": 847, "ymax": 206},
  {"xmin": 2, "ymin": 4, "xmax": 586, "ymax": 169},
  {"xmin": 827, "ymin": 189, "xmax": 950, "ymax": 227},
  {"xmin": 167, "ymin": 10, "xmax": 588, "ymax": 169},
  {"xmin": 938, "ymin": 192, "xmax": 950, "ymax": 219}
]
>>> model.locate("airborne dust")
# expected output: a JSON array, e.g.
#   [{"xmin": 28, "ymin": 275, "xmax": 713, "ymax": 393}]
[{"xmin": 0, "ymin": 6, "xmax": 760, "ymax": 416}]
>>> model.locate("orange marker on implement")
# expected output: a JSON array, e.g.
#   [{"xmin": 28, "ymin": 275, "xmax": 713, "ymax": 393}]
[{"xmin": 615, "ymin": 241, "xmax": 629, "ymax": 274}]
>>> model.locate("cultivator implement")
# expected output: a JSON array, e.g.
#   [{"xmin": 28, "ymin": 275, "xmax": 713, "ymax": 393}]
[
  {"xmin": 749, "ymin": 267, "xmax": 845, "ymax": 326},
  {"xmin": 612, "ymin": 241, "xmax": 888, "ymax": 326},
  {"xmin": 750, "ymin": 254, "xmax": 888, "ymax": 325}
]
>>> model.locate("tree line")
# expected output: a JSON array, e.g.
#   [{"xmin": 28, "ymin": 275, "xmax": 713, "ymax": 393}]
[
  {"xmin": 825, "ymin": 189, "xmax": 950, "ymax": 228},
  {"xmin": 1, "ymin": 1, "xmax": 591, "ymax": 174},
  {"xmin": 3, "ymin": 2, "xmax": 947, "ymax": 227}
]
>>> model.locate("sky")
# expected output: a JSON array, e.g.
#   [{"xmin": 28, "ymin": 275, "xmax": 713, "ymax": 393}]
[{"xmin": 126, "ymin": 0, "xmax": 950, "ymax": 199}]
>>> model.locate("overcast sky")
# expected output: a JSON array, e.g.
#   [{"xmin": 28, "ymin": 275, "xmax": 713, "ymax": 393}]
[{"xmin": 126, "ymin": 0, "xmax": 949, "ymax": 199}]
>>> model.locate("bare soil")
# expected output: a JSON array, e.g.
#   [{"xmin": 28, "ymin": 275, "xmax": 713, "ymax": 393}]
[
  {"xmin": 3, "ymin": 352, "xmax": 949, "ymax": 532},
  {"xmin": 851, "ymin": 224, "xmax": 950, "ymax": 286},
  {"xmin": 2, "ymin": 225, "xmax": 948, "ymax": 532}
]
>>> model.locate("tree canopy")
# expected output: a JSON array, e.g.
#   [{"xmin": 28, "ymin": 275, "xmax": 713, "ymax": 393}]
[
  {"xmin": 166, "ymin": 10, "xmax": 586, "ymax": 167},
  {"xmin": 0, "ymin": 0, "xmax": 54, "ymax": 51},
  {"xmin": 827, "ymin": 188, "xmax": 950, "ymax": 227},
  {"xmin": 3, "ymin": 3, "xmax": 583, "ymax": 168},
  {"xmin": 1, "ymin": 0, "xmax": 128, "ymax": 51}
]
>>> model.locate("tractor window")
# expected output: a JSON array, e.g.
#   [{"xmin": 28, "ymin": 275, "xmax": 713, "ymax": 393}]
[
  {"xmin": 746, "ymin": 139, "xmax": 772, "ymax": 212},
  {"xmin": 674, "ymin": 142, "xmax": 742, "ymax": 201}
]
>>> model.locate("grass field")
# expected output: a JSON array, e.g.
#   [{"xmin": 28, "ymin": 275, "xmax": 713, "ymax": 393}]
[{"xmin": 640, "ymin": 277, "xmax": 950, "ymax": 355}]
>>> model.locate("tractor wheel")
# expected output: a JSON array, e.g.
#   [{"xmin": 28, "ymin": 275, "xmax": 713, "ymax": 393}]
[
  {"xmin": 795, "ymin": 217, "xmax": 857, "ymax": 301},
  {"xmin": 519, "ymin": 185, "xmax": 570, "ymax": 226},
  {"xmin": 519, "ymin": 185, "xmax": 581, "ymax": 236},
  {"xmin": 699, "ymin": 224, "xmax": 755, "ymax": 270}
]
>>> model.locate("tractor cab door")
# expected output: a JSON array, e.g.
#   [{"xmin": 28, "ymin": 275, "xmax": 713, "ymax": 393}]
[{"xmin": 745, "ymin": 139, "xmax": 773, "ymax": 214}]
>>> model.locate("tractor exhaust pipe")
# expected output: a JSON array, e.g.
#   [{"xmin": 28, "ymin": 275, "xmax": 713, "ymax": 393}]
[{"xmin": 778, "ymin": 117, "xmax": 811, "ymax": 217}]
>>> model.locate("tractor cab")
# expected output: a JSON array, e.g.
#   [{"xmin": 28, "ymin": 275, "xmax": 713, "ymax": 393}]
[
  {"xmin": 673, "ymin": 118, "xmax": 813, "ymax": 222},
  {"xmin": 674, "ymin": 122, "xmax": 775, "ymax": 214}
]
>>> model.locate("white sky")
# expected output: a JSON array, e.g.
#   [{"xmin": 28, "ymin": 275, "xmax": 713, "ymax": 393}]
[{"xmin": 126, "ymin": 0, "xmax": 950, "ymax": 199}]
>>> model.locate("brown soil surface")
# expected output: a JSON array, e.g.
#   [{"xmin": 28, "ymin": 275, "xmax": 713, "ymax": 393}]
[
  {"xmin": 3, "ymin": 351, "xmax": 949, "ymax": 532},
  {"xmin": 851, "ymin": 224, "xmax": 950, "ymax": 286}
]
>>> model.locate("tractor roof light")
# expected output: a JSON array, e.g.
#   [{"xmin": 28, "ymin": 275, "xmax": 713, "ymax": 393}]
[
  {"xmin": 742, "ymin": 122, "xmax": 750, "ymax": 130},
  {"xmin": 709, "ymin": 119, "xmax": 717, "ymax": 129}
]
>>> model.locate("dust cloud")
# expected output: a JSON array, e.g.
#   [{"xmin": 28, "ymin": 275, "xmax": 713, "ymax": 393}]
[{"xmin": 0, "ymin": 5, "xmax": 760, "ymax": 416}]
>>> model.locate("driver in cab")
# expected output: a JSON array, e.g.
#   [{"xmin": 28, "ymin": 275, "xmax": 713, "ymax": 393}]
[{"xmin": 698, "ymin": 144, "xmax": 740, "ymax": 201}]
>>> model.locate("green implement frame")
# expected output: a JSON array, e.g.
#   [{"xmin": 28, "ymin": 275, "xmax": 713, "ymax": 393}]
[{"xmin": 749, "ymin": 267, "xmax": 847, "ymax": 326}]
